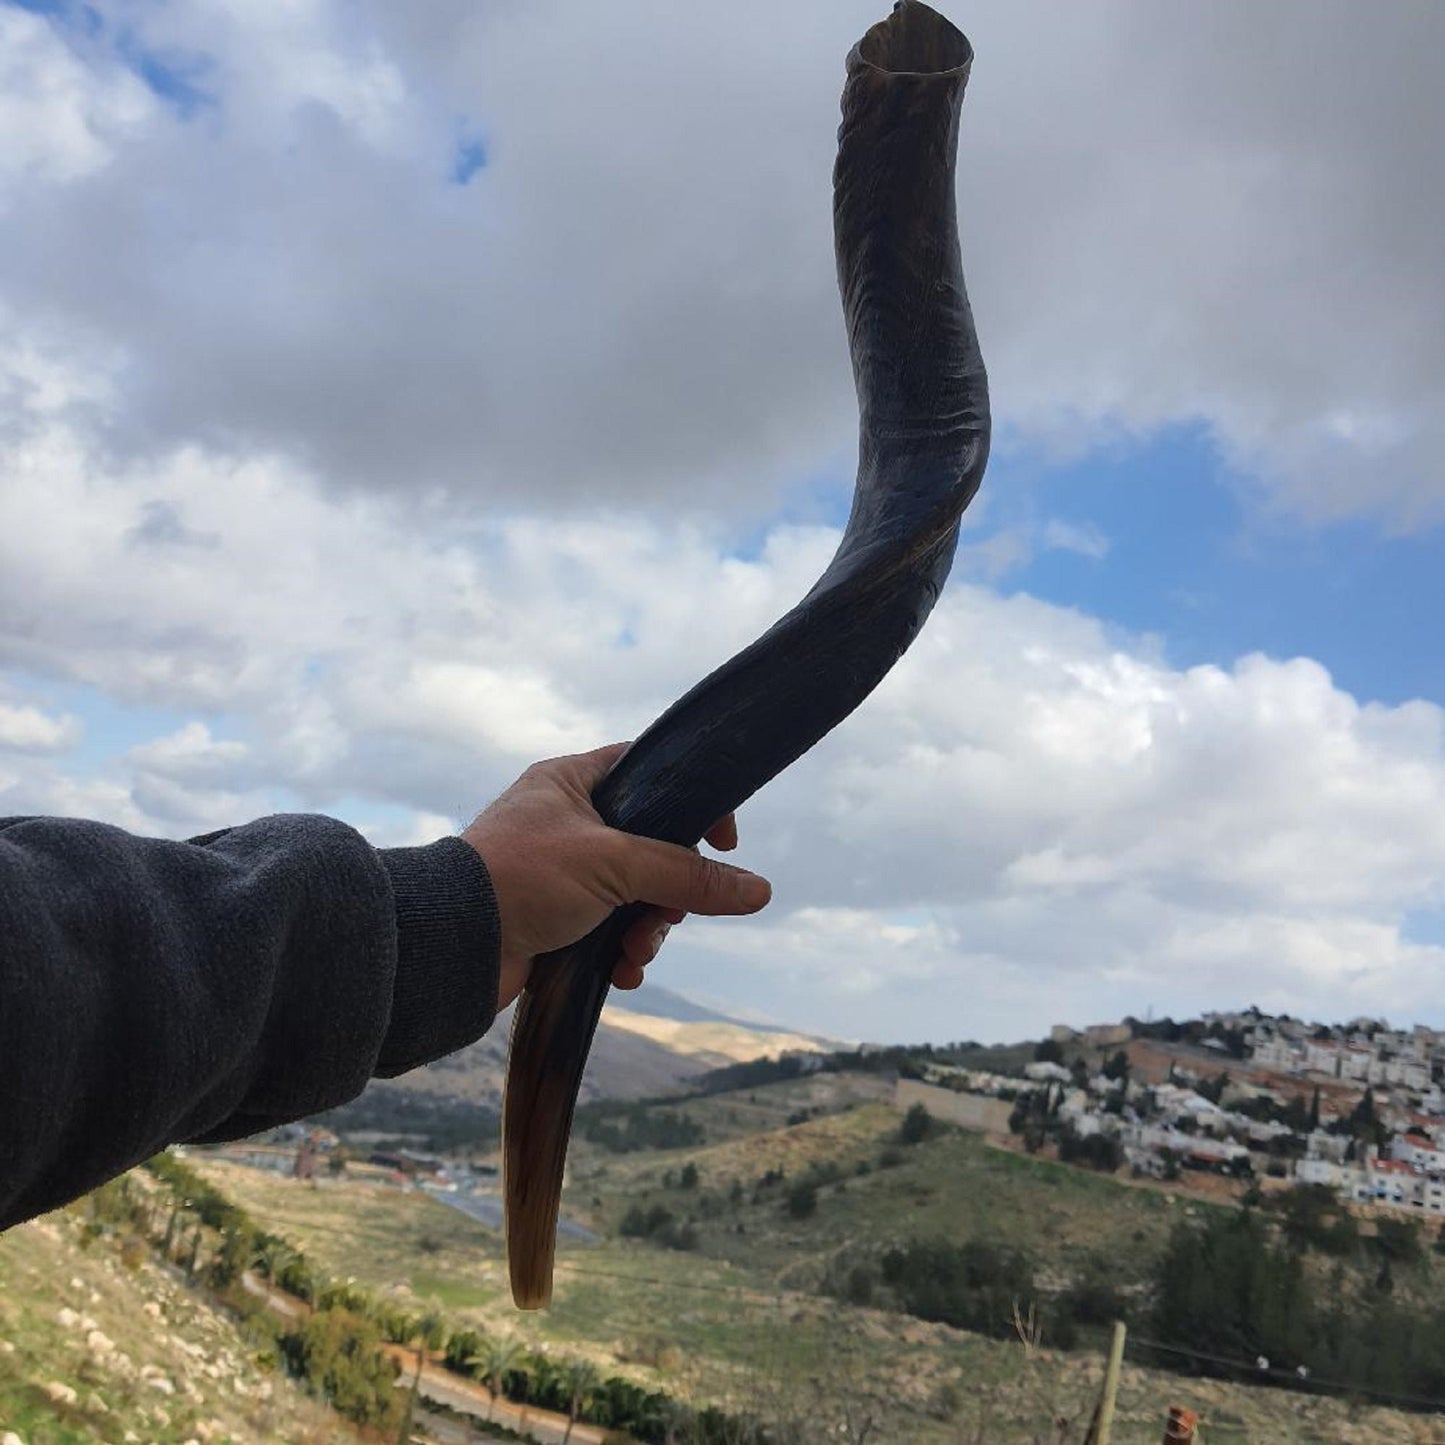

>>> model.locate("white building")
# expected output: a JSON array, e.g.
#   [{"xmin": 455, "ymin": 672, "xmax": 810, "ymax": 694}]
[
  {"xmin": 1340, "ymin": 1047, "xmax": 1377, "ymax": 1084},
  {"xmin": 1251, "ymin": 1037, "xmax": 1301, "ymax": 1073},
  {"xmin": 1370, "ymin": 1056, "xmax": 1430, "ymax": 1092},
  {"xmin": 1389, "ymin": 1132, "xmax": 1445, "ymax": 1173}
]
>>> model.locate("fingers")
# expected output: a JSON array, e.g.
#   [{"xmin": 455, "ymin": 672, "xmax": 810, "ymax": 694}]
[
  {"xmin": 704, "ymin": 813, "xmax": 739, "ymax": 851},
  {"xmin": 612, "ymin": 959, "xmax": 647, "ymax": 990},
  {"xmin": 614, "ymin": 901, "xmax": 691, "ymax": 989},
  {"xmin": 564, "ymin": 741, "xmax": 631, "ymax": 790},
  {"xmin": 610, "ymin": 834, "xmax": 771, "ymax": 917}
]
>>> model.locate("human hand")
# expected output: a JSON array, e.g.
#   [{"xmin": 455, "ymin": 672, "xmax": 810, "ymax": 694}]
[{"xmin": 462, "ymin": 743, "xmax": 770, "ymax": 1012}]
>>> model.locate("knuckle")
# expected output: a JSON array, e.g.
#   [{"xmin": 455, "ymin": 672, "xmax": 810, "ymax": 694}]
[{"xmin": 688, "ymin": 853, "xmax": 726, "ymax": 908}]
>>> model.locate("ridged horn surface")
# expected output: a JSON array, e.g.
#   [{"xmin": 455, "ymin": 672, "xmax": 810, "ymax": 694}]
[{"xmin": 503, "ymin": 0, "xmax": 990, "ymax": 1310}]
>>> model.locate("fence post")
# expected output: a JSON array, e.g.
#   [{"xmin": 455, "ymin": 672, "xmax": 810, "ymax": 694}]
[
  {"xmin": 1162, "ymin": 1405, "xmax": 1198, "ymax": 1443},
  {"xmin": 1095, "ymin": 1321, "xmax": 1128, "ymax": 1445}
]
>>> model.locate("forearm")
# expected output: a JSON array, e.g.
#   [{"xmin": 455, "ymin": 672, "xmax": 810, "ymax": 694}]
[{"xmin": 0, "ymin": 815, "xmax": 499, "ymax": 1229}]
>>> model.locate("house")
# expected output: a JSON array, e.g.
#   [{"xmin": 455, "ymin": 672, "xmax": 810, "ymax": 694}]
[
  {"xmin": 1370, "ymin": 1055, "xmax": 1430, "ymax": 1092},
  {"xmin": 1025, "ymin": 1061, "xmax": 1073, "ymax": 1084},
  {"xmin": 1306, "ymin": 1129, "xmax": 1350, "ymax": 1164},
  {"xmin": 1296, "ymin": 1158, "xmax": 1350, "ymax": 1188},
  {"xmin": 1250, "ymin": 1037, "xmax": 1301, "ymax": 1074},
  {"xmin": 1389, "ymin": 1132, "xmax": 1445, "ymax": 1174},
  {"xmin": 1360, "ymin": 1157, "xmax": 1420, "ymax": 1208}
]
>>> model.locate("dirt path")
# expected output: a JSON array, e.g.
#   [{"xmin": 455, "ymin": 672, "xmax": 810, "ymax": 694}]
[
  {"xmin": 239, "ymin": 1269, "xmax": 308, "ymax": 1319},
  {"xmin": 236, "ymin": 1274, "xmax": 604, "ymax": 1444},
  {"xmin": 386, "ymin": 1347, "xmax": 605, "ymax": 1444}
]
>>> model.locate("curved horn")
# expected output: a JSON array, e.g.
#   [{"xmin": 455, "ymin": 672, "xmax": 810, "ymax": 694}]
[{"xmin": 503, "ymin": 0, "xmax": 990, "ymax": 1309}]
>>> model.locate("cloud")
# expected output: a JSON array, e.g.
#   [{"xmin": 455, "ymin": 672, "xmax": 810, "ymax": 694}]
[
  {"xmin": 5, "ymin": 359, "xmax": 1445, "ymax": 1036},
  {"xmin": 1042, "ymin": 519, "xmax": 1109, "ymax": 560},
  {"xmin": 0, "ymin": 6, "xmax": 154, "ymax": 189},
  {"xmin": 0, "ymin": 699, "xmax": 81, "ymax": 753},
  {"xmin": 0, "ymin": 1, "xmax": 1442, "ymax": 525},
  {"xmin": 6, "ymin": 2, "xmax": 1445, "ymax": 1041}
]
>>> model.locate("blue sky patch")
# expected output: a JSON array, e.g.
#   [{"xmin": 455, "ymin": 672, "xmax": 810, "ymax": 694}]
[
  {"xmin": 5, "ymin": 0, "xmax": 102, "ymax": 34},
  {"xmin": 114, "ymin": 27, "xmax": 217, "ymax": 119},
  {"xmin": 997, "ymin": 425, "xmax": 1444, "ymax": 710},
  {"xmin": 451, "ymin": 132, "xmax": 488, "ymax": 186}
]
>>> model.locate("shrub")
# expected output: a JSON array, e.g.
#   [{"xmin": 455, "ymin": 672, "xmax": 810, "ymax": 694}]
[
  {"xmin": 785, "ymin": 1182, "xmax": 818, "ymax": 1219},
  {"xmin": 899, "ymin": 1103, "xmax": 936, "ymax": 1145},
  {"xmin": 618, "ymin": 1204, "xmax": 698, "ymax": 1251},
  {"xmin": 880, "ymin": 1239, "xmax": 1036, "ymax": 1339},
  {"xmin": 278, "ymin": 1309, "xmax": 403, "ymax": 1431}
]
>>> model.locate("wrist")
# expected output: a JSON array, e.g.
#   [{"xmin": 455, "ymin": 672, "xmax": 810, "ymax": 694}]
[{"xmin": 374, "ymin": 836, "xmax": 501, "ymax": 1076}]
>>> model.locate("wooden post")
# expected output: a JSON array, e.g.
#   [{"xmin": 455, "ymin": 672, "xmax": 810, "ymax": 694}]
[
  {"xmin": 1095, "ymin": 1321, "xmax": 1127, "ymax": 1445},
  {"xmin": 1162, "ymin": 1405, "xmax": 1198, "ymax": 1443}
]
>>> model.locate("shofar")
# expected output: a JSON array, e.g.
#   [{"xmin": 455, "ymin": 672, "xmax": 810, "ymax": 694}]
[{"xmin": 503, "ymin": 0, "xmax": 990, "ymax": 1309}]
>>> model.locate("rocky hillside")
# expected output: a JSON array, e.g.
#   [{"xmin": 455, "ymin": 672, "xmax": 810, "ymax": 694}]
[{"xmin": 0, "ymin": 1206, "xmax": 361, "ymax": 1444}]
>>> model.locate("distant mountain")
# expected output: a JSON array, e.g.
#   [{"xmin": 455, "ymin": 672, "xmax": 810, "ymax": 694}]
[
  {"xmin": 605, "ymin": 982, "xmax": 813, "ymax": 1034},
  {"xmin": 383, "ymin": 987, "xmax": 840, "ymax": 1110}
]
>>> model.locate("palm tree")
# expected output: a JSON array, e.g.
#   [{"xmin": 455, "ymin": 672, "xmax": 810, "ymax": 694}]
[
  {"xmin": 396, "ymin": 1306, "xmax": 446, "ymax": 1445},
  {"xmin": 560, "ymin": 1358, "xmax": 598, "ymax": 1445},
  {"xmin": 477, "ymin": 1337, "xmax": 525, "ymax": 1423}
]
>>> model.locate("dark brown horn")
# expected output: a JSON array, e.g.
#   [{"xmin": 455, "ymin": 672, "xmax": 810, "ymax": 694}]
[{"xmin": 503, "ymin": 0, "xmax": 989, "ymax": 1309}]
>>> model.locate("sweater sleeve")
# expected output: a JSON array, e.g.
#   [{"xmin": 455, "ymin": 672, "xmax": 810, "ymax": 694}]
[{"xmin": 0, "ymin": 814, "xmax": 500, "ymax": 1230}]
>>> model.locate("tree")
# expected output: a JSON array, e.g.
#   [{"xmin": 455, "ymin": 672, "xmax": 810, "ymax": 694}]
[
  {"xmin": 899, "ymin": 1102, "xmax": 935, "ymax": 1144},
  {"xmin": 278, "ymin": 1309, "xmax": 403, "ymax": 1432},
  {"xmin": 1033, "ymin": 1037, "xmax": 1064, "ymax": 1065},
  {"xmin": 560, "ymin": 1358, "xmax": 599, "ymax": 1444},
  {"xmin": 1102, "ymin": 1050, "xmax": 1131, "ymax": 1084},
  {"xmin": 396, "ymin": 1306, "xmax": 446, "ymax": 1445},
  {"xmin": 478, "ymin": 1336, "xmax": 526, "ymax": 1422}
]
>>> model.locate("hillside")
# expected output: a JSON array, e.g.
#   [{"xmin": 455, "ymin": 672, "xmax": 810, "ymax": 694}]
[
  {"xmin": 0, "ymin": 1204, "xmax": 363, "ymax": 1444},
  {"xmin": 379, "ymin": 988, "xmax": 836, "ymax": 1111},
  {"xmin": 189, "ymin": 1071, "xmax": 1445, "ymax": 1443}
]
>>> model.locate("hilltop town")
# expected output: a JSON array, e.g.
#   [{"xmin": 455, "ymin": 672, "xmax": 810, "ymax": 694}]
[{"xmin": 905, "ymin": 1007, "xmax": 1445, "ymax": 1219}]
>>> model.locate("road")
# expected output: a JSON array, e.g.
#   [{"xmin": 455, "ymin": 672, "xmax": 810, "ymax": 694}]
[
  {"xmin": 240, "ymin": 1267, "xmax": 604, "ymax": 1443},
  {"xmin": 390, "ymin": 1350, "xmax": 604, "ymax": 1445},
  {"xmin": 430, "ymin": 1188, "xmax": 596, "ymax": 1242}
]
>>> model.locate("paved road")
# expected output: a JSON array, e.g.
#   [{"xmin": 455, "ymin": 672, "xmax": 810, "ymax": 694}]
[{"xmin": 431, "ymin": 1189, "xmax": 596, "ymax": 1242}]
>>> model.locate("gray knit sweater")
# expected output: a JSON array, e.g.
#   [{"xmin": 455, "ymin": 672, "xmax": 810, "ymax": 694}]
[{"xmin": 0, "ymin": 814, "xmax": 500, "ymax": 1229}]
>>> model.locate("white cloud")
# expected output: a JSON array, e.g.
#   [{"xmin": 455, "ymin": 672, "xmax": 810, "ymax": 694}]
[
  {"xmin": 6, "ymin": 3, "xmax": 1445, "ymax": 1040},
  {"xmin": 0, "ymin": 700, "xmax": 81, "ymax": 753},
  {"xmin": 1042, "ymin": 519, "xmax": 1109, "ymax": 560},
  {"xmin": 4, "ymin": 366, "xmax": 1445, "ymax": 1035},
  {"xmin": 0, "ymin": 7, "xmax": 154, "ymax": 190},
  {"xmin": 1, "ymin": 1, "xmax": 1443, "ymax": 523}
]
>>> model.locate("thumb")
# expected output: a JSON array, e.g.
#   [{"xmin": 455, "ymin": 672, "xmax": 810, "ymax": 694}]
[{"xmin": 613, "ymin": 835, "xmax": 772, "ymax": 917}]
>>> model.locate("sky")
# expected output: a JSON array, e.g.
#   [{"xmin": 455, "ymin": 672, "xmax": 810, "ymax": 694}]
[{"xmin": 3, "ymin": 0, "xmax": 1445, "ymax": 1045}]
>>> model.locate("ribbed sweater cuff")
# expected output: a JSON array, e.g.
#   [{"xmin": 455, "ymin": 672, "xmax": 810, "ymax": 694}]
[{"xmin": 375, "ymin": 836, "xmax": 500, "ymax": 1076}]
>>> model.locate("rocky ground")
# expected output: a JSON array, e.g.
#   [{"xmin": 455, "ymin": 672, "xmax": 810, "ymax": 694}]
[{"xmin": 0, "ymin": 1208, "xmax": 362, "ymax": 1445}]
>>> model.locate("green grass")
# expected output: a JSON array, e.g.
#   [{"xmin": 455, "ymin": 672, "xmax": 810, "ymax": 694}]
[
  {"xmin": 410, "ymin": 1271, "xmax": 495, "ymax": 1311},
  {"xmin": 186, "ymin": 1084, "xmax": 1445, "ymax": 1444},
  {"xmin": 569, "ymin": 1099, "xmax": 1200, "ymax": 1296}
]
